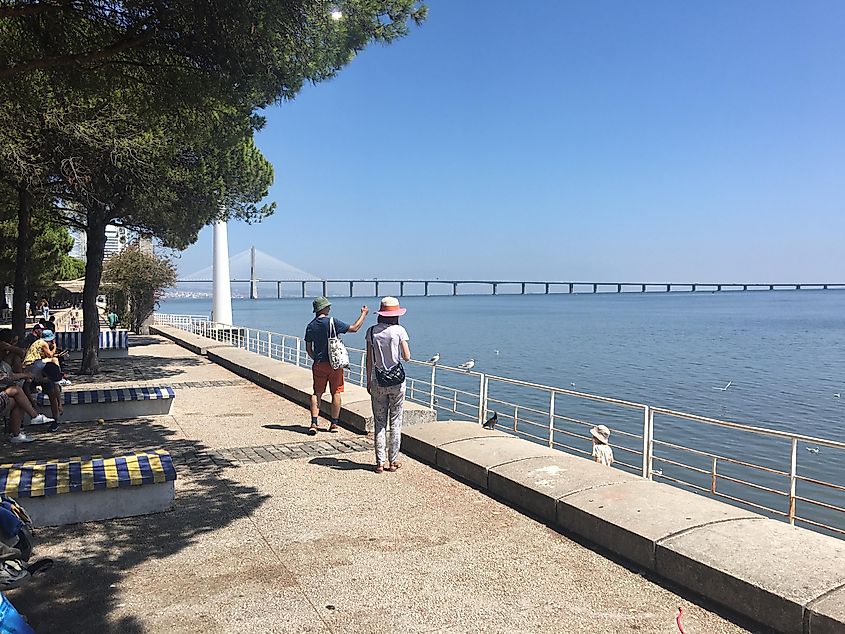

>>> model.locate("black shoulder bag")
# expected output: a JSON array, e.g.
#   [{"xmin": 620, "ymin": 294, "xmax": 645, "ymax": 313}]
[{"xmin": 369, "ymin": 326, "xmax": 406, "ymax": 387}]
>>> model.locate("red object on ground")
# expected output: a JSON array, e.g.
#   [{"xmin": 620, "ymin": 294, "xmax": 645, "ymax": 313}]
[{"xmin": 676, "ymin": 606, "xmax": 686, "ymax": 633}]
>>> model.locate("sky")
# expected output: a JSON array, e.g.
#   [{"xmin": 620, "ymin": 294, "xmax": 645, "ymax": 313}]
[{"xmin": 174, "ymin": 1, "xmax": 845, "ymax": 283}]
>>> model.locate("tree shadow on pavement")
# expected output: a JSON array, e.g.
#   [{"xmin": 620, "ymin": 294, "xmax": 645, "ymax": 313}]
[
  {"xmin": 309, "ymin": 456, "xmax": 374, "ymax": 472},
  {"xmin": 5, "ymin": 418, "xmax": 269, "ymax": 633}
]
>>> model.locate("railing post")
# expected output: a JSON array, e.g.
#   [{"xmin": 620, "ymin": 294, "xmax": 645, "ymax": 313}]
[
  {"xmin": 641, "ymin": 405, "xmax": 651, "ymax": 478},
  {"xmin": 267, "ymin": 331, "xmax": 272, "ymax": 358},
  {"xmin": 710, "ymin": 456, "xmax": 718, "ymax": 493},
  {"xmin": 513, "ymin": 405, "xmax": 519, "ymax": 432},
  {"xmin": 244, "ymin": 328, "xmax": 250, "ymax": 351},
  {"xmin": 295, "ymin": 338, "xmax": 302, "ymax": 367},
  {"xmin": 478, "ymin": 373, "xmax": 486, "ymax": 424},
  {"xmin": 359, "ymin": 350, "xmax": 366, "ymax": 385},
  {"xmin": 429, "ymin": 365, "xmax": 436, "ymax": 410},
  {"xmin": 789, "ymin": 437, "xmax": 798, "ymax": 525},
  {"xmin": 548, "ymin": 391, "xmax": 556, "ymax": 448}
]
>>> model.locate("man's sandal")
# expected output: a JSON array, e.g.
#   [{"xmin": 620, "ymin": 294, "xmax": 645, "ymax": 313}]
[{"xmin": 387, "ymin": 462, "xmax": 401, "ymax": 472}]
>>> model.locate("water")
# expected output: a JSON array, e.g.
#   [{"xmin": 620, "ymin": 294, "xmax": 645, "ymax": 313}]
[{"xmin": 159, "ymin": 291, "xmax": 845, "ymax": 532}]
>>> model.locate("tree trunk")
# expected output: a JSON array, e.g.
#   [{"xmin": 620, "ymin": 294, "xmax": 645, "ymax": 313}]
[
  {"xmin": 11, "ymin": 184, "xmax": 32, "ymax": 338},
  {"xmin": 80, "ymin": 211, "xmax": 108, "ymax": 374}
]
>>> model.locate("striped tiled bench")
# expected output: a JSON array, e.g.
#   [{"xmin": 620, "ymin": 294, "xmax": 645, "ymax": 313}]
[
  {"xmin": 32, "ymin": 386, "xmax": 175, "ymax": 423},
  {"xmin": 0, "ymin": 451, "xmax": 177, "ymax": 526},
  {"xmin": 55, "ymin": 329, "xmax": 129, "ymax": 359}
]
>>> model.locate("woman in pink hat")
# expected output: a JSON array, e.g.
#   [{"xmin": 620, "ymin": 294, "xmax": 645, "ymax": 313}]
[{"xmin": 365, "ymin": 297, "xmax": 411, "ymax": 473}]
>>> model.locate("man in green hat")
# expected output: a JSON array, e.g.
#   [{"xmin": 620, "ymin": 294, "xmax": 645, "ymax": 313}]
[{"xmin": 304, "ymin": 297, "xmax": 368, "ymax": 434}]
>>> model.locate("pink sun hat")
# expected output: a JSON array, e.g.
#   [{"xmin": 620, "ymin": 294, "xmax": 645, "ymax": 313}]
[{"xmin": 377, "ymin": 296, "xmax": 406, "ymax": 317}]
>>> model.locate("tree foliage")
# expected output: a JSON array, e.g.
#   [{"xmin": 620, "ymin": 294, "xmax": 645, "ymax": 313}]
[
  {"xmin": 103, "ymin": 243, "xmax": 176, "ymax": 333},
  {"xmin": 0, "ymin": 0, "xmax": 427, "ymax": 370},
  {"xmin": 0, "ymin": 182, "xmax": 85, "ymax": 290}
]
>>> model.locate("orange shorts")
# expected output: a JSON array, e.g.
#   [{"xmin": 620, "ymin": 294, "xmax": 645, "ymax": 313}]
[{"xmin": 312, "ymin": 362, "xmax": 344, "ymax": 395}]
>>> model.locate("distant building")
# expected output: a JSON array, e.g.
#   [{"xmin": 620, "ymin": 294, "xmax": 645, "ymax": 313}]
[
  {"xmin": 71, "ymin": 225, "xmax": 130, "ymax": 262},
  {"xmin": 104, "ymin": 225, "xmax": 129, "ymax": 259}
]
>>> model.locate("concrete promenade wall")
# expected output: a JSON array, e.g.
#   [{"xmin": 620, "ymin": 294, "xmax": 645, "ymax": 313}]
[
  {"xmin": 151, "ymin": 324, "xmax": 845, "ymax": 633},
  {"xmin": 150, "ymin": 324, "xmax": 436, "ymax": 432}
]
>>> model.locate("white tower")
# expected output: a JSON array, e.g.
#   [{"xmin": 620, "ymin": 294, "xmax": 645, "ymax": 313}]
[{"xmin": 212, "ymin": 219, "xmax": 233, "ymax": 324}]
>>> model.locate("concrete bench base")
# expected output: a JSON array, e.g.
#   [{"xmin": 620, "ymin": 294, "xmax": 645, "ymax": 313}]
[
  {"xmin": 38, "ymin": 398, "xmax": 173, "ymax": 424},
  {"xmin": 24, "ymin": 481, "xmax": 175, "ymax": 527}
]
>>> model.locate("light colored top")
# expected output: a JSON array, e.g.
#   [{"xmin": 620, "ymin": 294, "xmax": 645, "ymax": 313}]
[
  {"xmin": 368, "ymin": 324, "xmax": 409, "ymax": 370},
  {"xmin": 592, "ymin": 443, "xmax": 614, "ymax": 466},
  {"xmin": 23, "ymin": 339, "xmax": 48, "ymax": 365}
]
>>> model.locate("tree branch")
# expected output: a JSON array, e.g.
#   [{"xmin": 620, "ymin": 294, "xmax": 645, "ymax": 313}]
[{"xmin": 0, "ymin": 31, "xmax": 153, "ymax": 80}]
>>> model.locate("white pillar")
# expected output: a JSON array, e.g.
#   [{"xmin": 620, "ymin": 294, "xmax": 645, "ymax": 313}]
[
  {"xmin": 212, "ymin": 219, "xmax": 233, "ymax": 324},
  {"xmin": 249, "ymin": 246, "xmax": 258, "ymax": 300}
]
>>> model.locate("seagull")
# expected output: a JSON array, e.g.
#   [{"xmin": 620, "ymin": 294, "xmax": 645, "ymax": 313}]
[
  {"xmin": 653, "ymin": 469, "xmax": 664, "ymax": 476},
  {"xmin": 806, "ymin": 447, "xmax": 820, "ymax": 454},
  {"xmin": 713, "ymin": 381, "xmax": 732, "ymax": 391},
  {"xmin": 570, "ymin": 382, "xmax": 576, "ymax": 387},
  {"xmin": 457, "ymin": 359, "xmax": 475, "ymax": 371},
  {"xmin": 835, "ymin": 393, "xmax": 841, "ymax": 399},
  {"xmin": 482, "ymin": 412, "xmax": 498, "ymax": 429},
  {"xmin": 427, "ymin": 353, "xmax": 440, "ymax": 365},
  {"xmin": 494, "ymin": 349, "xmax": 499, "ymax": 355}
]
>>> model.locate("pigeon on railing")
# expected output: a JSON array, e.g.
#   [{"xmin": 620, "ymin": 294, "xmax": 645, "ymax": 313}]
[
  {"xmin": 482, "ymin": 412, "xmax": 498, "ymax": 429},
  {"xmin": 457, "ymin": 359, "xmax": 475, "ymax": 371}
]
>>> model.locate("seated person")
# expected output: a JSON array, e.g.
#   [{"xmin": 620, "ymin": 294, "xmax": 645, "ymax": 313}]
[
  {"xmin": 0, "ymin": 330, "xmax": 26, "ymax": 376},
  {"xmin": 18, "ymin": 323, "xmax": 44, "ymax": 352},
  {"xmin": 22, "ymin": 330, "xmax": 64, "ymax": 422},
  {"xmin": 0, "ymin": 360, "xmax": 56, "ymax": 442}
]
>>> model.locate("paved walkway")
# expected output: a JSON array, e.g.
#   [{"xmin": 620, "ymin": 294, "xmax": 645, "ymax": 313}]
[{"xmin": 6, "ymin": 336, "xmax": 762, "ymax": 633}]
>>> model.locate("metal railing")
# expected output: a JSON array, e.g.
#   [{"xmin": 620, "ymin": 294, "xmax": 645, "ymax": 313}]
[{"xmin": 153, "ymin": 313, "xmax": 845, "ymax": 538}]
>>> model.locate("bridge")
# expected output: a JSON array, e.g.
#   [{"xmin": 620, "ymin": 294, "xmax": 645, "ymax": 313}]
[{"xmin": 174, "ymin": 278, "xmax": 845, "ymax": 298}]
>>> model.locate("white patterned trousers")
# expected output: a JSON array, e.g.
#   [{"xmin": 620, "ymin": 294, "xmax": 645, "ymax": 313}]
[{"xmin": 370, "ymin": 377, "xmax": 405, "ymax": 465}]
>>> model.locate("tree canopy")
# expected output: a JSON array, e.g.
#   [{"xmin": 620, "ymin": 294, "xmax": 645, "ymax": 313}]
[{"xmin": 0, "ymin": 0, "xmax": 427, "ymax": 371}]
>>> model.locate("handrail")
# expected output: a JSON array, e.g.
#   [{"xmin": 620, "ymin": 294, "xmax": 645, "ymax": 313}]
[{"xmin": 153, "ymin": 312, "xmax": 845, "ymax": 538}]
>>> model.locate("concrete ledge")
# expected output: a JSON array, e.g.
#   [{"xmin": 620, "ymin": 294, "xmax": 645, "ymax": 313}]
[
  {"xmin": 488, "ymin": 454, "xmax": 640, "ymax": 523},
  {"xmin": 436, "ymin": 435, "xmax": 559, "ymax": 489},
  {"xmin": 657, "ymin": 518, "xmax": 845, "ymax": 633},
  {"xmin": 397, "ymin": 421, "xmax": 845, "ymax": 633},
  {"xmin": 24, "ymin": 481, "xmax": 175, "ymax": 527},
  {"xmin": 556, "ymin": 479, "xmax": 758, "ymax": 570},
  {"xmin": 400, "ymin": 420, "xmax": 508, "ymax": 464},
  {"xmin": 150, "ymin": 325, "xmax": 231, "ymax": 356},
  {"xmin": 808, "ymin": 586, "xmax": 845, "ymax": 634}
]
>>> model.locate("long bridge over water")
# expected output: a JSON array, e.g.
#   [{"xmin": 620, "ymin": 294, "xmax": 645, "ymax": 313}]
[{"xmin": 176, "ymin": 278, "xmax": 845, "ymax": 298}]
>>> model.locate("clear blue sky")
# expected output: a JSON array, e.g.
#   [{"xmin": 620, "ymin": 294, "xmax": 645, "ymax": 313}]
[{"xmin": 175, "ymin": 0, "xmax": 845, "ymax": 282}]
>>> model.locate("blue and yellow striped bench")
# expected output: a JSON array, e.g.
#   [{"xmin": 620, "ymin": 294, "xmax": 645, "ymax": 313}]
[
  {"xmin": 0, "ymin": 451, "xmax": 177, "ymax": 526},
  {"xmin": 56, "ymin": 330, "xmax": 129, "ymax": 359},
  {"xmin": 32, "ymin": 386, "xmax": 176, "ymax": 423}
]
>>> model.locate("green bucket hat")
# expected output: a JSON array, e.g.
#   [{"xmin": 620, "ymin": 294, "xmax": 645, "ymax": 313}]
[{"xmin": 312, "ymin": 296, "xmax": 331, "ymax": 313}]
